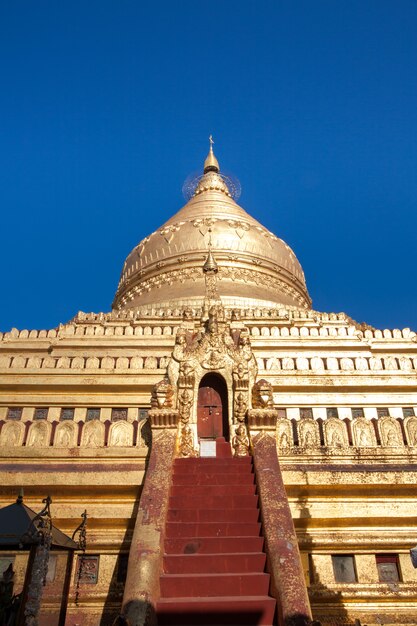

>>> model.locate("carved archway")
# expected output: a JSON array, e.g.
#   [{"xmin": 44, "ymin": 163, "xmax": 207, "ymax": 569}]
[
  {"xmin": 197, "ymin": 373, "xmax": 229, "ymax": 441},
  {"xmin": 150, "ymin": 304, "xmax": 259, "ymax": 456}
]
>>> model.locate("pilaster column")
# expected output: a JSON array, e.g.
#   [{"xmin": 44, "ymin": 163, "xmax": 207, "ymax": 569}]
[
  {"xmin": 252, "ymin": 432, "xmax": 313, "ymax": 626},
  {"xmin": 122, "ymin": 429, "xmax": 176, "ymax": 626}
]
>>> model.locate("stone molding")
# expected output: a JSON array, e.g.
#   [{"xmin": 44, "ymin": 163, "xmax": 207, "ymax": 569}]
[
  {"xmin": 116, "ymin": 264, "xmax": 311, "ymax": 311},
  {"xmin": 248, "ymin": 408, "xmax": 279, "ymax": 430},
  {"xmin": 2, "ymin": 351, "xmax": 417, "ymax": 375},
  {"xmin": 148, "ymin": 409, "xmax": 179, "ymax": 429}
]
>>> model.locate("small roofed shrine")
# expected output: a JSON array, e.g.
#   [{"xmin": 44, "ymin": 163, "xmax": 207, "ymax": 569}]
[{"xmin": 0, "ymin": 494, "xmax": 80, "ymax": 626}]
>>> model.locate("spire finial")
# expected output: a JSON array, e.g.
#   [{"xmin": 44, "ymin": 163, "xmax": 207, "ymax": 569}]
[
  {"xmin": 202, "ymin": 227, "xmax": 220, "ymax": 310},
  {"xmin": 204, "ymin": 136, "xmax": 220, "ymax": 173},
  {"xmin": 203, "ymin": 228, "xmax": 219, "ymax": 274},
  {"xmin": 208, "ymin": 226, "xmax": 213, "ymax": 249}
]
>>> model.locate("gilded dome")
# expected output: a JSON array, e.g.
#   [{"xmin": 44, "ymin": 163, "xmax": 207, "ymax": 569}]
[{"xmin": 113, "ymin": 147, "xmax": 311, "ymax": 312}]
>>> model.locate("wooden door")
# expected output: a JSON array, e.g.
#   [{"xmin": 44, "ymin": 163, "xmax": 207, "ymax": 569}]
[{"xmin": 197, "ymin": 383, "xmax": 223, "ymax": 439}]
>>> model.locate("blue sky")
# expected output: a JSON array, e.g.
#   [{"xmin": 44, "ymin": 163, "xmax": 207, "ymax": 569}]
[{"xmin": 1, "ymin": 1, "xmax": 416, "ymax": 331}]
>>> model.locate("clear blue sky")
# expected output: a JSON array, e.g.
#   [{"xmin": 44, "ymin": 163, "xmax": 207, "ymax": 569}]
[{"xmin": 1, "ymin": 1, "xmax": 416, "ymax": 331}]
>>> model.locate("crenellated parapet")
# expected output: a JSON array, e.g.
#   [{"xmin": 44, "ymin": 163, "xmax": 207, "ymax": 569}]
[{"xmin": 1, "ymin": 307, "xmax": 416, "ymax": 376}]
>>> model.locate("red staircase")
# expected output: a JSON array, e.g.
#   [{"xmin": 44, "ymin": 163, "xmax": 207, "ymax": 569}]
[{"xmin": 156, "ymin": 451, "xmax": 277, "ymax": 625}]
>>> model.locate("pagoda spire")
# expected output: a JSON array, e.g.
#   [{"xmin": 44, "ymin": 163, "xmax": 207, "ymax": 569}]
[
  {"xmin": 203, "ymin": 135, "xmax": 220, "ymax": 173},
  {"xmin": 202, "ymin": 228, "xmax": 221, "ymax": 307}
]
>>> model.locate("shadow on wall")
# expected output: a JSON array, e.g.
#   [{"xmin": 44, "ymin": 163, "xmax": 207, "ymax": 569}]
[
  {"xmin": 99, "ymin": 420, "xmax": 153, "ymax": 625},
  {"xmin": 295, "ymin": 494, "xmax": 352, "ymax": 626}
]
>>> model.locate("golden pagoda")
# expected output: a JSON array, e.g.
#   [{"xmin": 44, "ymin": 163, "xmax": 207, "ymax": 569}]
[{"xmin": 0, "ymin": 141, "xmax": 416, "ymax": 626}]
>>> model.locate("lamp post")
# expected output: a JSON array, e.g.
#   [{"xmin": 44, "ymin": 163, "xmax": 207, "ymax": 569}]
[{"xmin": 23, "ymin": 496, "xmax": 53, "ymax": 626}]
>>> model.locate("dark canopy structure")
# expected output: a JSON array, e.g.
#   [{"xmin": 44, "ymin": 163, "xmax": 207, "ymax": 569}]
[{"xmin": 0, "ymin": 495, "xmax": 77, "ymax": 549}]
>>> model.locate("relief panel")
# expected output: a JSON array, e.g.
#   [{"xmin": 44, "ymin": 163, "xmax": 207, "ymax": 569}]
[
  {"xmin": 116, "ymin": 357, "xmax": 129, "ymax": 369},
  {"xmin": 404, "ymin": 416, "xmax": 417, "ymax": 446},
  {"xmin": 12, "ymin": 356, "xmax": 26, "ymax": 368},
  {"xmin": 26, "ymin": 421, "xmax": 51, "ymax": 447},
  {"xmin": 311, "ymin": 357, "xmax": 324, "ymax": 372},
  {"xmin": 71, "ymin": 357, "xmax": 84, "ymax": 369},
  {"xmin": 101, "ymin": 356, "xmax": 115, "ymax": 369},
  {"xmin": 378, "ymin": 416, "xmax": 404, "ymax": 447},
  {"xmin": 276, "ymin": 417, "xmax": 293, "ymax": 452},
  {"xmin": 57, "ymin": 356, "xmax": 71, "ymax": 369},
  {"xmin": 54, "ymin": 421, "xmax": 77, "ymax": 448},
  {"xmin": 81, "ymin": 420, "xmax": 105, "ymax": 448},
  {"xmin": 108, "ymin": 421, "xmax": 134, "ymax": 447},
  {"xmin": 323, "ymin": 418, "xmax": 349, "ymax": 448},
  {"xmin": 0, "ymin": 421, "xmax": 25, "ymax": 447},
  {"xmin": 86, "ymin": 356, "xmax": 100, "ymax": 369},
  {"xmin": 130, "ymin": 356, "xmax": 144, "ymax": 369},
  {"xmin": 351, "ymin": 417, "xmax": 377, "ymax": 447},
  {"xmin": 297, "ymin": 418, "xmax": 320, "ymax": 449}
]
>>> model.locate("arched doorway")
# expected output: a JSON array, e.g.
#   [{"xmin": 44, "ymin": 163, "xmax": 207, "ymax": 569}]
[{"xmin": 197, "ymin": 373, "xmax": 229, "ymax": 441}]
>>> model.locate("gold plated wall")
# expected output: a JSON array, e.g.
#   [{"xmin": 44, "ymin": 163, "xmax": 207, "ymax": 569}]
[{"xmin": 1, "ymin": 306, "xmax": 417, "ymax": 624}]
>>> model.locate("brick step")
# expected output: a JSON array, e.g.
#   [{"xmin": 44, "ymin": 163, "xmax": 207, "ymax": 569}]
[
  {"xmin": 170, "ymin": 484, "xmax": 256, "ymax": 497},
  {"xmin": 165, "ymin": 522, "xmax": 261, "ymax": 538},
  {"xmin": 156, "ymin": 596, "xmax": 275, "ymax": 626},
  {"xmin": 174, "ymin": 457, "xmax": 252, "ymax": 469},
  {"xmin": 174, "ymin": 458, "xmax": 252, "ymax": 468},
  {"xmin": 167, "ymin": 508, "xmax": 259, "ymax": 524},
  {"xmin": 158, "ymin": 455, "xmax": 276, "ymax": 625},
  {"xmin": 163, "ymin": 552, "xmax": 266, "ymax": 574},
  {"xmin": 160, "ymin": 572, "xmax": 270, "ymax": 598},
  {"xmin": 156, "ymin": 595, "xmax": 276, "ymax": 625},
  {"xmin": 215, "ymin": 440, "xmax": 233, "ymax": 457},
  {"xmin": 173, "ymin": 468, "xmax": 253, "ymax": 480},
  {"xmin": 164, "ymin": 536, "xmax": 264, "ymax": 555},
  {"xmin": 173, "ymin": 467, "xmax": 252, "ymax": 477},
  {"xmin": 172, "ymin": 473, "xmax": 255, "ymax": 486},
  {"xmin": 169, "ymin": 494, "xmax": 258, "ymax": 509}
]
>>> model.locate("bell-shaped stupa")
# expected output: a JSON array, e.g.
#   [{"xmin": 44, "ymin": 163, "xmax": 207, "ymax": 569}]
[{"xmin": 113, "ymin": 140, "xmax": 311, "ymax": 312}]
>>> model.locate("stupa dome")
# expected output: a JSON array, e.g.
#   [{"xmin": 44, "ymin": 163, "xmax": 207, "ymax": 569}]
[{"xmin": 113, "ymin": 145, "xmax": 311, "ymax": 312}]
